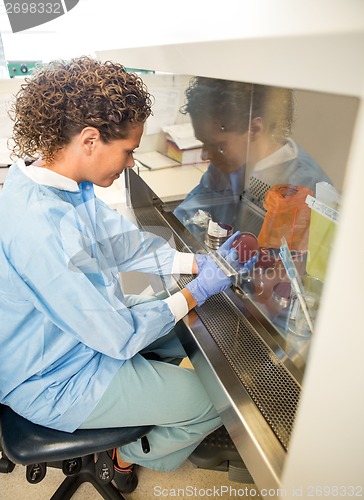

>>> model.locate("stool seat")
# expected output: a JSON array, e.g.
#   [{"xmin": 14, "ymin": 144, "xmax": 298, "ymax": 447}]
[
  {"xmin": 0, "ymin": 404, "xmax": 152, "ymax": 465},
  {"xmin": 0, "ymin": 404, "xmax": 153, "ymax": 499}
]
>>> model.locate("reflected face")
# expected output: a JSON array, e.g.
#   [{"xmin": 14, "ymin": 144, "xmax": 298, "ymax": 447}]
[{"xmin": 192, "ymin": 117, "xmax": 250, "ymax": 174}]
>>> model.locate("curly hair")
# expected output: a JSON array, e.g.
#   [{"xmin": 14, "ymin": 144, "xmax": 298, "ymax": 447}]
[
  {"xmin": 181, "ymin": 76, "xmax": 294, "ymax": 140},
  {"xmin": 9, "ymin": 56, "xmax": 153, "ymax": 162}
]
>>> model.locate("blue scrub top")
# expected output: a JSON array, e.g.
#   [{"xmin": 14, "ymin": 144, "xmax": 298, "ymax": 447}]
[{"xmin": 0, "ymin": 161, "xmax": 179, "ymax": 431}]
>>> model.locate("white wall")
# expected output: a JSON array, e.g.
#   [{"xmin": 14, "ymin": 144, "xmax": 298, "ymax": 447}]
[{"xmin": 0, "ymin": 77, "xmax": 23, "ymax": 164}]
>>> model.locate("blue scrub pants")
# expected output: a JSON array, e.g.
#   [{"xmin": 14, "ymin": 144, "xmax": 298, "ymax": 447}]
[{"xmin": 79, "ymin": 296, "xmax": 223, "ymax": 471}]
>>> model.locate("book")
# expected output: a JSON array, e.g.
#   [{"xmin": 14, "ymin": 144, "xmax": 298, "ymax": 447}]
[
  {"xmin": 162, "ymin": 123, "xmax": 202, "ymax": 150},
  {"xmin": 166, "ymin": 140, "xmax": 205, "ymax": 165}
]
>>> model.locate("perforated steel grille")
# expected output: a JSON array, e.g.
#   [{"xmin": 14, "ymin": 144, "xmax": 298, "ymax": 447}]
[
  {"xmin": 249, "ymin": 176, "xmax": 271, "ymax": 209},
  {"xmin": 193, "ymin": 294, "xmax": 300, "ymax": 450},
  {"xmin": 134, "ymin": 206, "xmax": 300, "ymax": 451}
]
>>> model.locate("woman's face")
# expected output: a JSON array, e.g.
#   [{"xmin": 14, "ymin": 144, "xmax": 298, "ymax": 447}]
[
  {"xmin": 192, "ymin": 117, "xmax": 250, "ymax": 174},
  {"xmin": 87, "ymin": 123, "xmax": 144, "ymax": 187}
]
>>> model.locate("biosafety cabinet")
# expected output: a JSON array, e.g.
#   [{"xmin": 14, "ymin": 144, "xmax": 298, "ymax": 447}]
[{"xmin": 97, "ymin": 10, "xmax": 364, "ymax": 496}]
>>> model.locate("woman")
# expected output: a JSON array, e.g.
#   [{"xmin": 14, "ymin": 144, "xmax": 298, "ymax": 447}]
[{"xmin": 0, "ymin": 57, "xmax": 238, "ymax": 493}]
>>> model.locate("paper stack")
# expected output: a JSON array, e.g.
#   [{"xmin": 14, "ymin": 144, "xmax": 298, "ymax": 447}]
[{"xmin": 163, "ymin": 123, "xmax": 207, "ymax": 165}]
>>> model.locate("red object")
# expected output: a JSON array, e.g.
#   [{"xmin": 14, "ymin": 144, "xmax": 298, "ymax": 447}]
[
  {"xmin": 256, "ymin": 247, "xmax": 279, "ymax": 270},
  {"xmin": 232, "ymin": 233, "xmax": 259, "ymax": 263}
]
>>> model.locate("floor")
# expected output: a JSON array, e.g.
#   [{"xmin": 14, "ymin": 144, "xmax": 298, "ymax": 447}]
[{"xmin": 0, "ymin": 459, "xmax": 261, "ymax": 499}]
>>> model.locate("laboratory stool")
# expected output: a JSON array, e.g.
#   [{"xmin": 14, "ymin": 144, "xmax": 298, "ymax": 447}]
[{"xmin": 0, "ymin": 403, "xmax": 152, "ymax": 500}]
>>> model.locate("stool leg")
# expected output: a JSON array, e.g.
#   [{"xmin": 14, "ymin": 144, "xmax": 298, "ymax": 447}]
[
  {"xmin": 50, "ymin": 454, "xmax": 126, "ymax": 500},
  {"xmin": 50, "ymin": 474, "xmax": 84, "ymax": 500},
  {"xmin": 86, "ymin": 479, "xmax": 127, "ymax": 500},
  {"xmin": 0, "ymin": 452, "xmax": 15, "ymax": 473}
]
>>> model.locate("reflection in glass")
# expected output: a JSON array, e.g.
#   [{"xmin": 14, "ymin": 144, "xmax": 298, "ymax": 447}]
[
  {"xmin": 172, "ymin": 76, "xmax": 338, "ymax": 348},
  {"xmin": 130, "ymin": 71, "xmax": 357, "ymax": 372},
  {"xmin": 174, "ymin": 77, "xmax": 331, "ymax": 236}
]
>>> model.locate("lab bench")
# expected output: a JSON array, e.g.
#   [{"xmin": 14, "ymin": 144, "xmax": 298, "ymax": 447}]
[{"xmin": 137, "ymin": 162, "xmax": 208, "ymax": 203}]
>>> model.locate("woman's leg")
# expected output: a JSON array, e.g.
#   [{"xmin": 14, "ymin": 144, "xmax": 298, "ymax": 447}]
[{"xmin": 80, "ymin": 351, "xmax": 222, "ymax": 471}]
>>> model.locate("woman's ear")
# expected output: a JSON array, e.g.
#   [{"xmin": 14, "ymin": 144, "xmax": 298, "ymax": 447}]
[
  {"xmin": 80, "ymin": 127, "xmax": 101, "ymax": 154},
  {"xmin": 249, "ymin": 117, "xmax": 264, "ymax": 140}
]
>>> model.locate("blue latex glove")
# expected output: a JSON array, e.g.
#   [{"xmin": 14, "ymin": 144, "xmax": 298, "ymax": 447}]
[
  {"xmin": 220, "ymin": 231, "xmax": 258, "ymax": 273},
  {"xmin": 241, "ymin": 253, "xmax": 259, "ymax": 272},
  {"xmin": 194, "ymin": 253, "xmax": 209, "ymax": 272},
  {"xmin": 194, "ymin": 231, "xmax": 240, "ymax": 273},
  {"xmin": 218, "ymin": 231, "xmax": 241, "ymax": 257},
  {"xmin": 186, "ymin": 255, "xmax": 233, "ymax": 307},
  {"xmin": 215, "ymin": 230, "xmax": 240, "ymax": 272}
]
